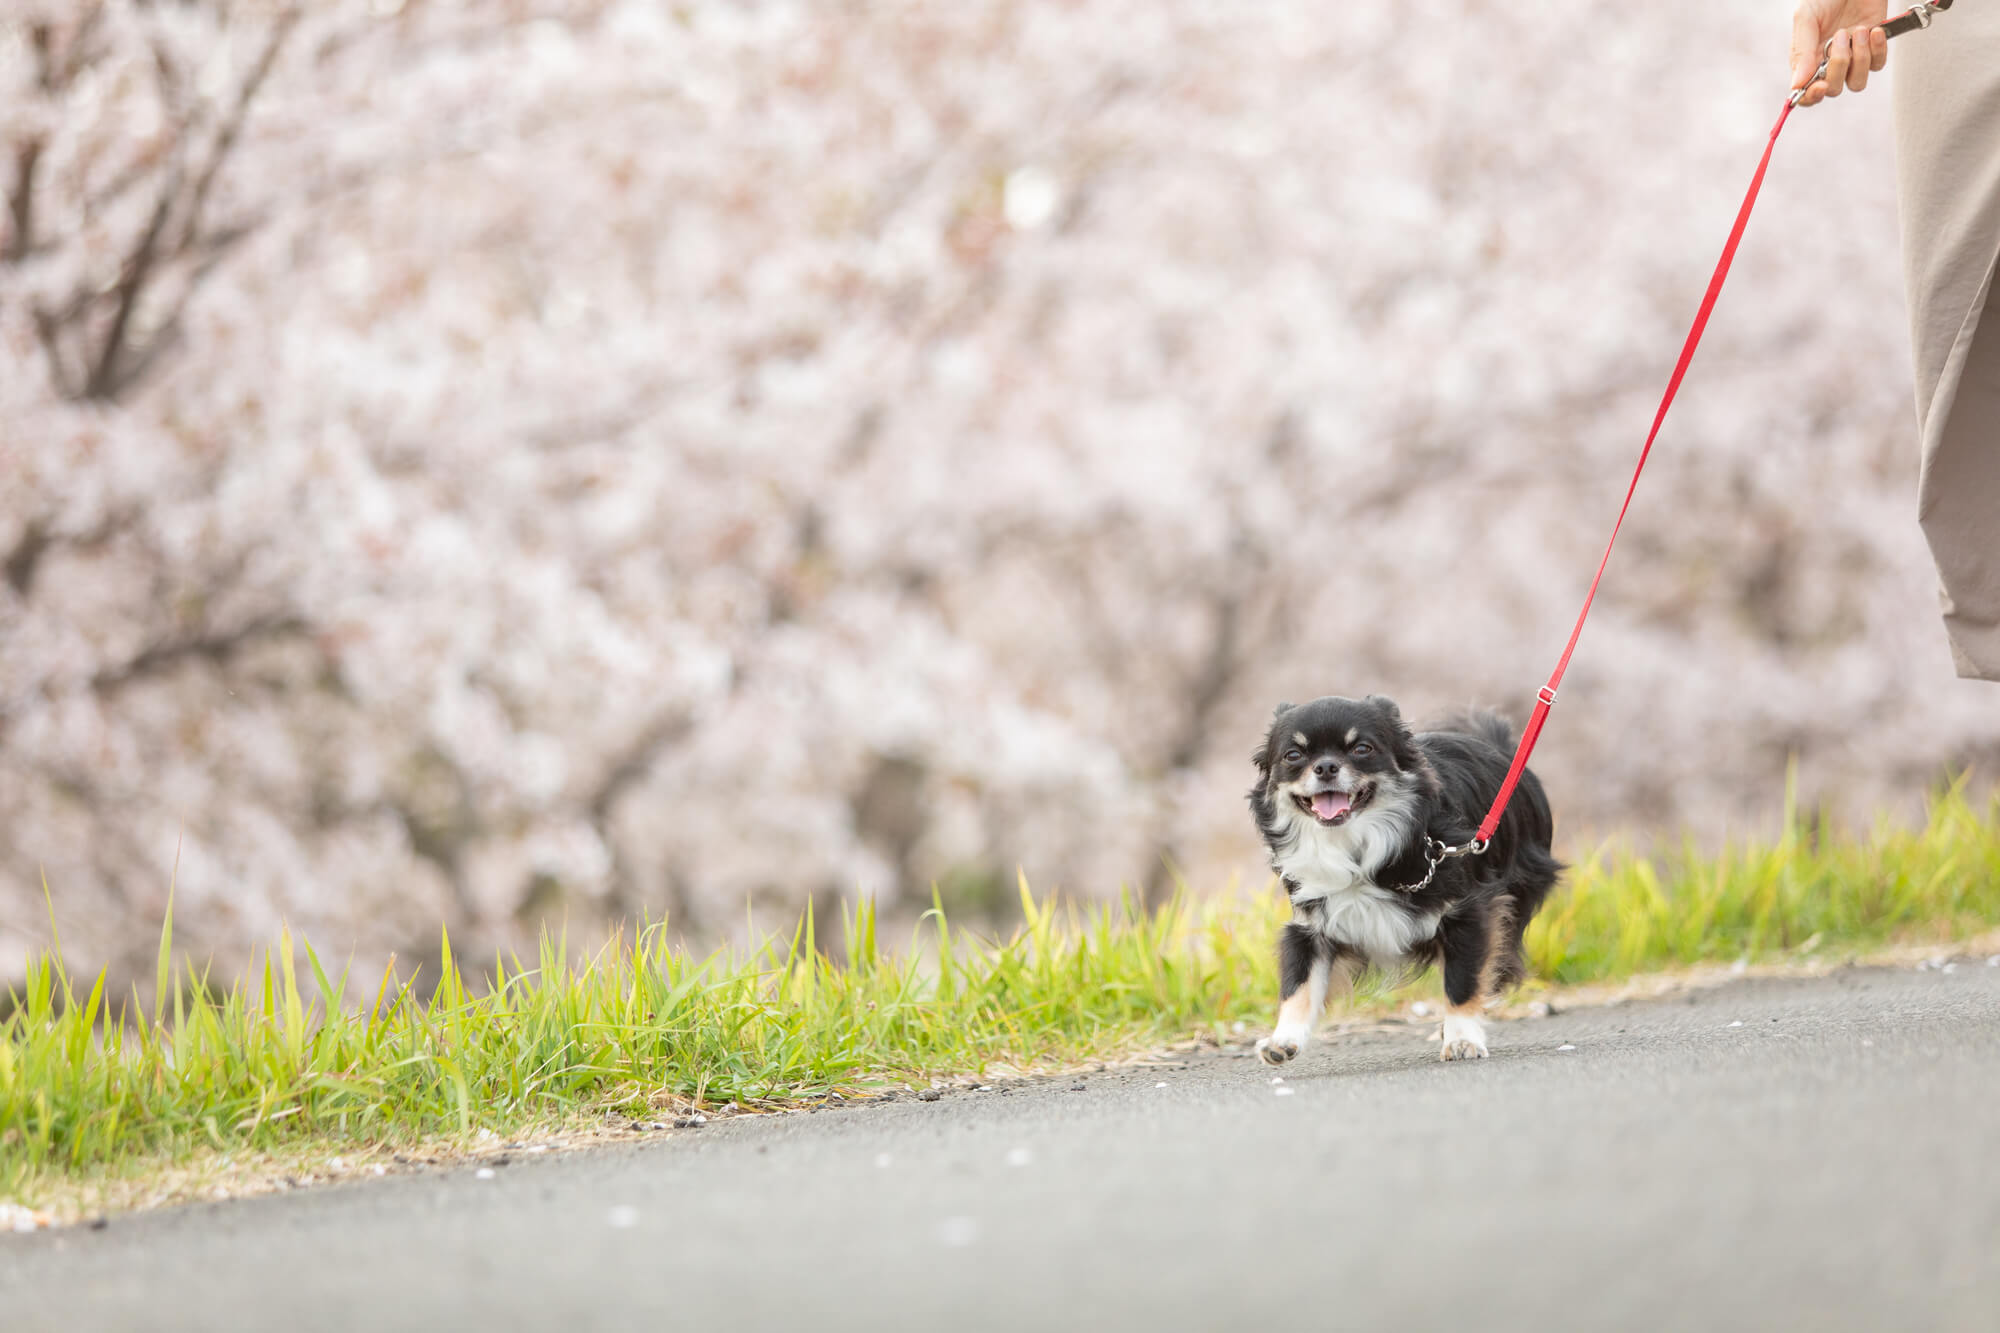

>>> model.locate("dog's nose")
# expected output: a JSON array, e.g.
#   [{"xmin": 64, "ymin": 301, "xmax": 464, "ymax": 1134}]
[{"xmin": 1312, "ymin": 758, "xmax": 1340, "ymax": 780}]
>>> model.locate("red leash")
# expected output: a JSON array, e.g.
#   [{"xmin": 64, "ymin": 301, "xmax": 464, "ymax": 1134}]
[
  {"xmin": 1434, "ymin": 2, "xmax": 1955, "ymax": 861},
  {"xmin": 1458, "ymin": 98, "xmax": 1797, "ymax": 855}
]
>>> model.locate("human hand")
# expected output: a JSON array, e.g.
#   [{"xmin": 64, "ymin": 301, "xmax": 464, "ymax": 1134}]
[{"xmin": 1790, "ymin": 0, "xmax": 1890, "ymax": 106}]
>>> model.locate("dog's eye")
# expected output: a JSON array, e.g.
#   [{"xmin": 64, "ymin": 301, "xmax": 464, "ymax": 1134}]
[
  {"xmin": 1351, "ymin": 741, "xmax": 1374, "ymax": 757},
  {"xmin": 1282, "ymin": 748, "xmax": 1303, "ymax": 764}
]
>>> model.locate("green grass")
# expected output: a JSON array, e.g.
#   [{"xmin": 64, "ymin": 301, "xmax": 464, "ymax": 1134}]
[
  {"xmin": 1528, "ymin": 779, "xmax": 2000, "ymax": 982},
  {"xmin": 5, "ymin": 782, "xmax": 2000, "ymax": 1208}
]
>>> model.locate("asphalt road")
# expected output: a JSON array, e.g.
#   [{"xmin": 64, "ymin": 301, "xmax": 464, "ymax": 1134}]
[{"xmin": 7, "ymin": 962, "xmax": 2000, "ymax": 1332}]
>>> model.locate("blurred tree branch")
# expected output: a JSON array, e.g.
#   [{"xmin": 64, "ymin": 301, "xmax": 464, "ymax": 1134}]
[
  {"xmin": 89, "ymin": 612, "xmax": 310, "ymax": 696},
  {"xmin": 85, "ymin": 12, "xmax": 296, "ymax": 401},
  {"xmin": 4, "ymin": 7, "xmax": 298, "ymax": 401},
  {"xmin": 590, "ymin": 714, "xmax": 696, "ymax": 928}
]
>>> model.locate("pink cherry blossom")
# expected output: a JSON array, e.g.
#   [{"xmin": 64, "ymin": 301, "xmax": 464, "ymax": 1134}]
[{"xmin": 2, "ymin": 1, "xmax": 1984, "ymax": 988}]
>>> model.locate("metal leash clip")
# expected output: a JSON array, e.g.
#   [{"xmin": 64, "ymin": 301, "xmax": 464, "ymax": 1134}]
[
  {"xmin": 1396, "ymin": 835, "xmax": 1491, "ymax": 894},
  {"xmin": 1791, "ymin": 1, "xmax": 1953, "ymax": 107}
]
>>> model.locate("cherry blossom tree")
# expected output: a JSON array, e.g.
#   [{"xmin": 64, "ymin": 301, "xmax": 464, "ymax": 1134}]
[{"xmin": 4, "ymin": 0, "xmax": 1990, "ymax": 989}]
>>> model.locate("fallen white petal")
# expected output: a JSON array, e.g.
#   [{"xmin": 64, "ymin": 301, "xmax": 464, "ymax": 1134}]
[
  {"xmin": 475, "ymin": 1168, "xmax": 496, "ymax": 1180},
  {"xmin": 1274, "ymin": 1086, "xmax": 1295, "ymax": 1097},
  {"xmin": 1727, "ymin": 1021, "xmax": 1744, "ymax": 1028},
  {"xmin": 1, "ymin": 1202, "xmax": 52, "ymax": 1232},
  {"xmin": 1154, "ymin": 1081, "xmax": 1168, "ymax": 1088},
  {"xmin": 1557, "ymin": 1044, "xmax": 1576, "ymax": 1051}
]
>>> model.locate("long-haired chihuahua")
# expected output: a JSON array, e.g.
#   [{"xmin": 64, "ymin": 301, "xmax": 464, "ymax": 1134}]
[{"xmin": 1248, "ymin": 695, "xmax": 1562, "ymax": 1064}]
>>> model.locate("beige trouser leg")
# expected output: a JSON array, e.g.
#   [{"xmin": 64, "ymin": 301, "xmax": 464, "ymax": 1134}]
[
  {"xmin": 1896, "ymin": 2, "xmax": 2000, "ymax": 681},
  {"xmin": 1918, "ymin": 302, "xmax": 2000, "ymax": 680}
]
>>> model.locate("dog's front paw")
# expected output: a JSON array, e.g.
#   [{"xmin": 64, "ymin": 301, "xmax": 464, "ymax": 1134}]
[
  {"xmin": 1439, "ymin": 1013, "xmax": 1488, "ymax": 1062},
  {"xmin": 1255, "ymin": 1035, "xmax": 1300, "ymax": 1066}
]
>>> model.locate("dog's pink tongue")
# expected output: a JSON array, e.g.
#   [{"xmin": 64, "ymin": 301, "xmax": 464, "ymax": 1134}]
[{"xmin": 1311, "ymin": 791, "xmax": 1352, "ymax": 821}]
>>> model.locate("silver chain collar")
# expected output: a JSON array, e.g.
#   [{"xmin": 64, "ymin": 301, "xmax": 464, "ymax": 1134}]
[{"xmin": 1392, "ymin": 834, "xmax": 1489, "ymax": 894}]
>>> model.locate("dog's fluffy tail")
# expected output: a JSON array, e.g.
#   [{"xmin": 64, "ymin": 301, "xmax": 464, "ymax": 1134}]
[{"xmin": 1431, "ymin": 708, "xmax": 1517, "ymax": 755}]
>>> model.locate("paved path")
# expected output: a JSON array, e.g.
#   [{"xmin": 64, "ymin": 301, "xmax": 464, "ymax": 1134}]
[{"xmin": 7, "ymin": 963, "xmax": 2000, "ymax": 1332}]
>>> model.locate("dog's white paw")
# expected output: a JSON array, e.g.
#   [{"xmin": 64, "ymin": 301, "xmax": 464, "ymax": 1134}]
[
  {"xmin": 1255, "ymin": 1034, "xmax": 1300, "ymax": 1065},
  {"xmin": 1439, "ymin": 1013, "xmax": 1488, "ymax": 1062},
  {"xmin": 1440, "ymin": 1036, "xmax": 1488, "ymax": 1061}
]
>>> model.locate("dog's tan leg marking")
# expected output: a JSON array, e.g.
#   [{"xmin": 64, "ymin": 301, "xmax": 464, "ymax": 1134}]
[
  {"xmin": 1256, "ymin": 955, "xmax": 1326, "ymax": 1066},
  {"xmin": 1479, "ymin": 895, "xmax": 1518, "ymax": 997},
  {"xmin": 1442, "ymin": 912, "xmax": 1511, "ymax": 1061},
  {"xmin": 1257, "ymin": 952, "xmax": 1357, "ymax": 1066}
]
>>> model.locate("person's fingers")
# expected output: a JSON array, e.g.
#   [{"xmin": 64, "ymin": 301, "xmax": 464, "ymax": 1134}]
[
  {"xmin": 1821, "ymin": 27, "xmax": 1849, "ymax": 99},
  {"xmin": 1867, "ymin": 24, "xmax": 1888, "ymax": 74},
  {"xmin": 1789, "ymin": 5, "xmax": 1826, "ymax": 90},
  {"xmin": 1845, "ymin": 26, "xmax": 1873, "ymax": 91}
]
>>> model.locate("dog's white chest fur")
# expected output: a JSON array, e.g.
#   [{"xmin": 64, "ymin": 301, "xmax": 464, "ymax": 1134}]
[
  {"xmin": 1270, "ymin": 804, "xmax": 1439, "ymax": 963},
  {"xmin": 1307, "ymin": 877, "xmax": 1439, "ymax": 963}
]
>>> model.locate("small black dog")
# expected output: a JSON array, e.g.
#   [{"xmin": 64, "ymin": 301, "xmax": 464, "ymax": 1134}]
[{"xmin": 1248, "ymin": 695, "xmax": 1561, "ymax": 1064}]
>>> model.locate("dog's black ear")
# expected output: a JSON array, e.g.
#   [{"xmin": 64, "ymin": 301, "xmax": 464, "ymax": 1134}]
[
  {"xmin": 1253, "ymin": 710, "xmax": 1290, "ymax": 772},
  {"xmin": 1368, "ymin": 695, "xmax": 1421, "ymax": 768},
  {"xmin": 1255, "ymin": 702, "xmax": 1293, "ymax": 771}
]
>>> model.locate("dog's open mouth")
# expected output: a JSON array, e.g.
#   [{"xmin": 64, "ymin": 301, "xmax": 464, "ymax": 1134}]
[{"xmin": 1295, "ymin": 785, "xmax": 1372, "ymax": 826}]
